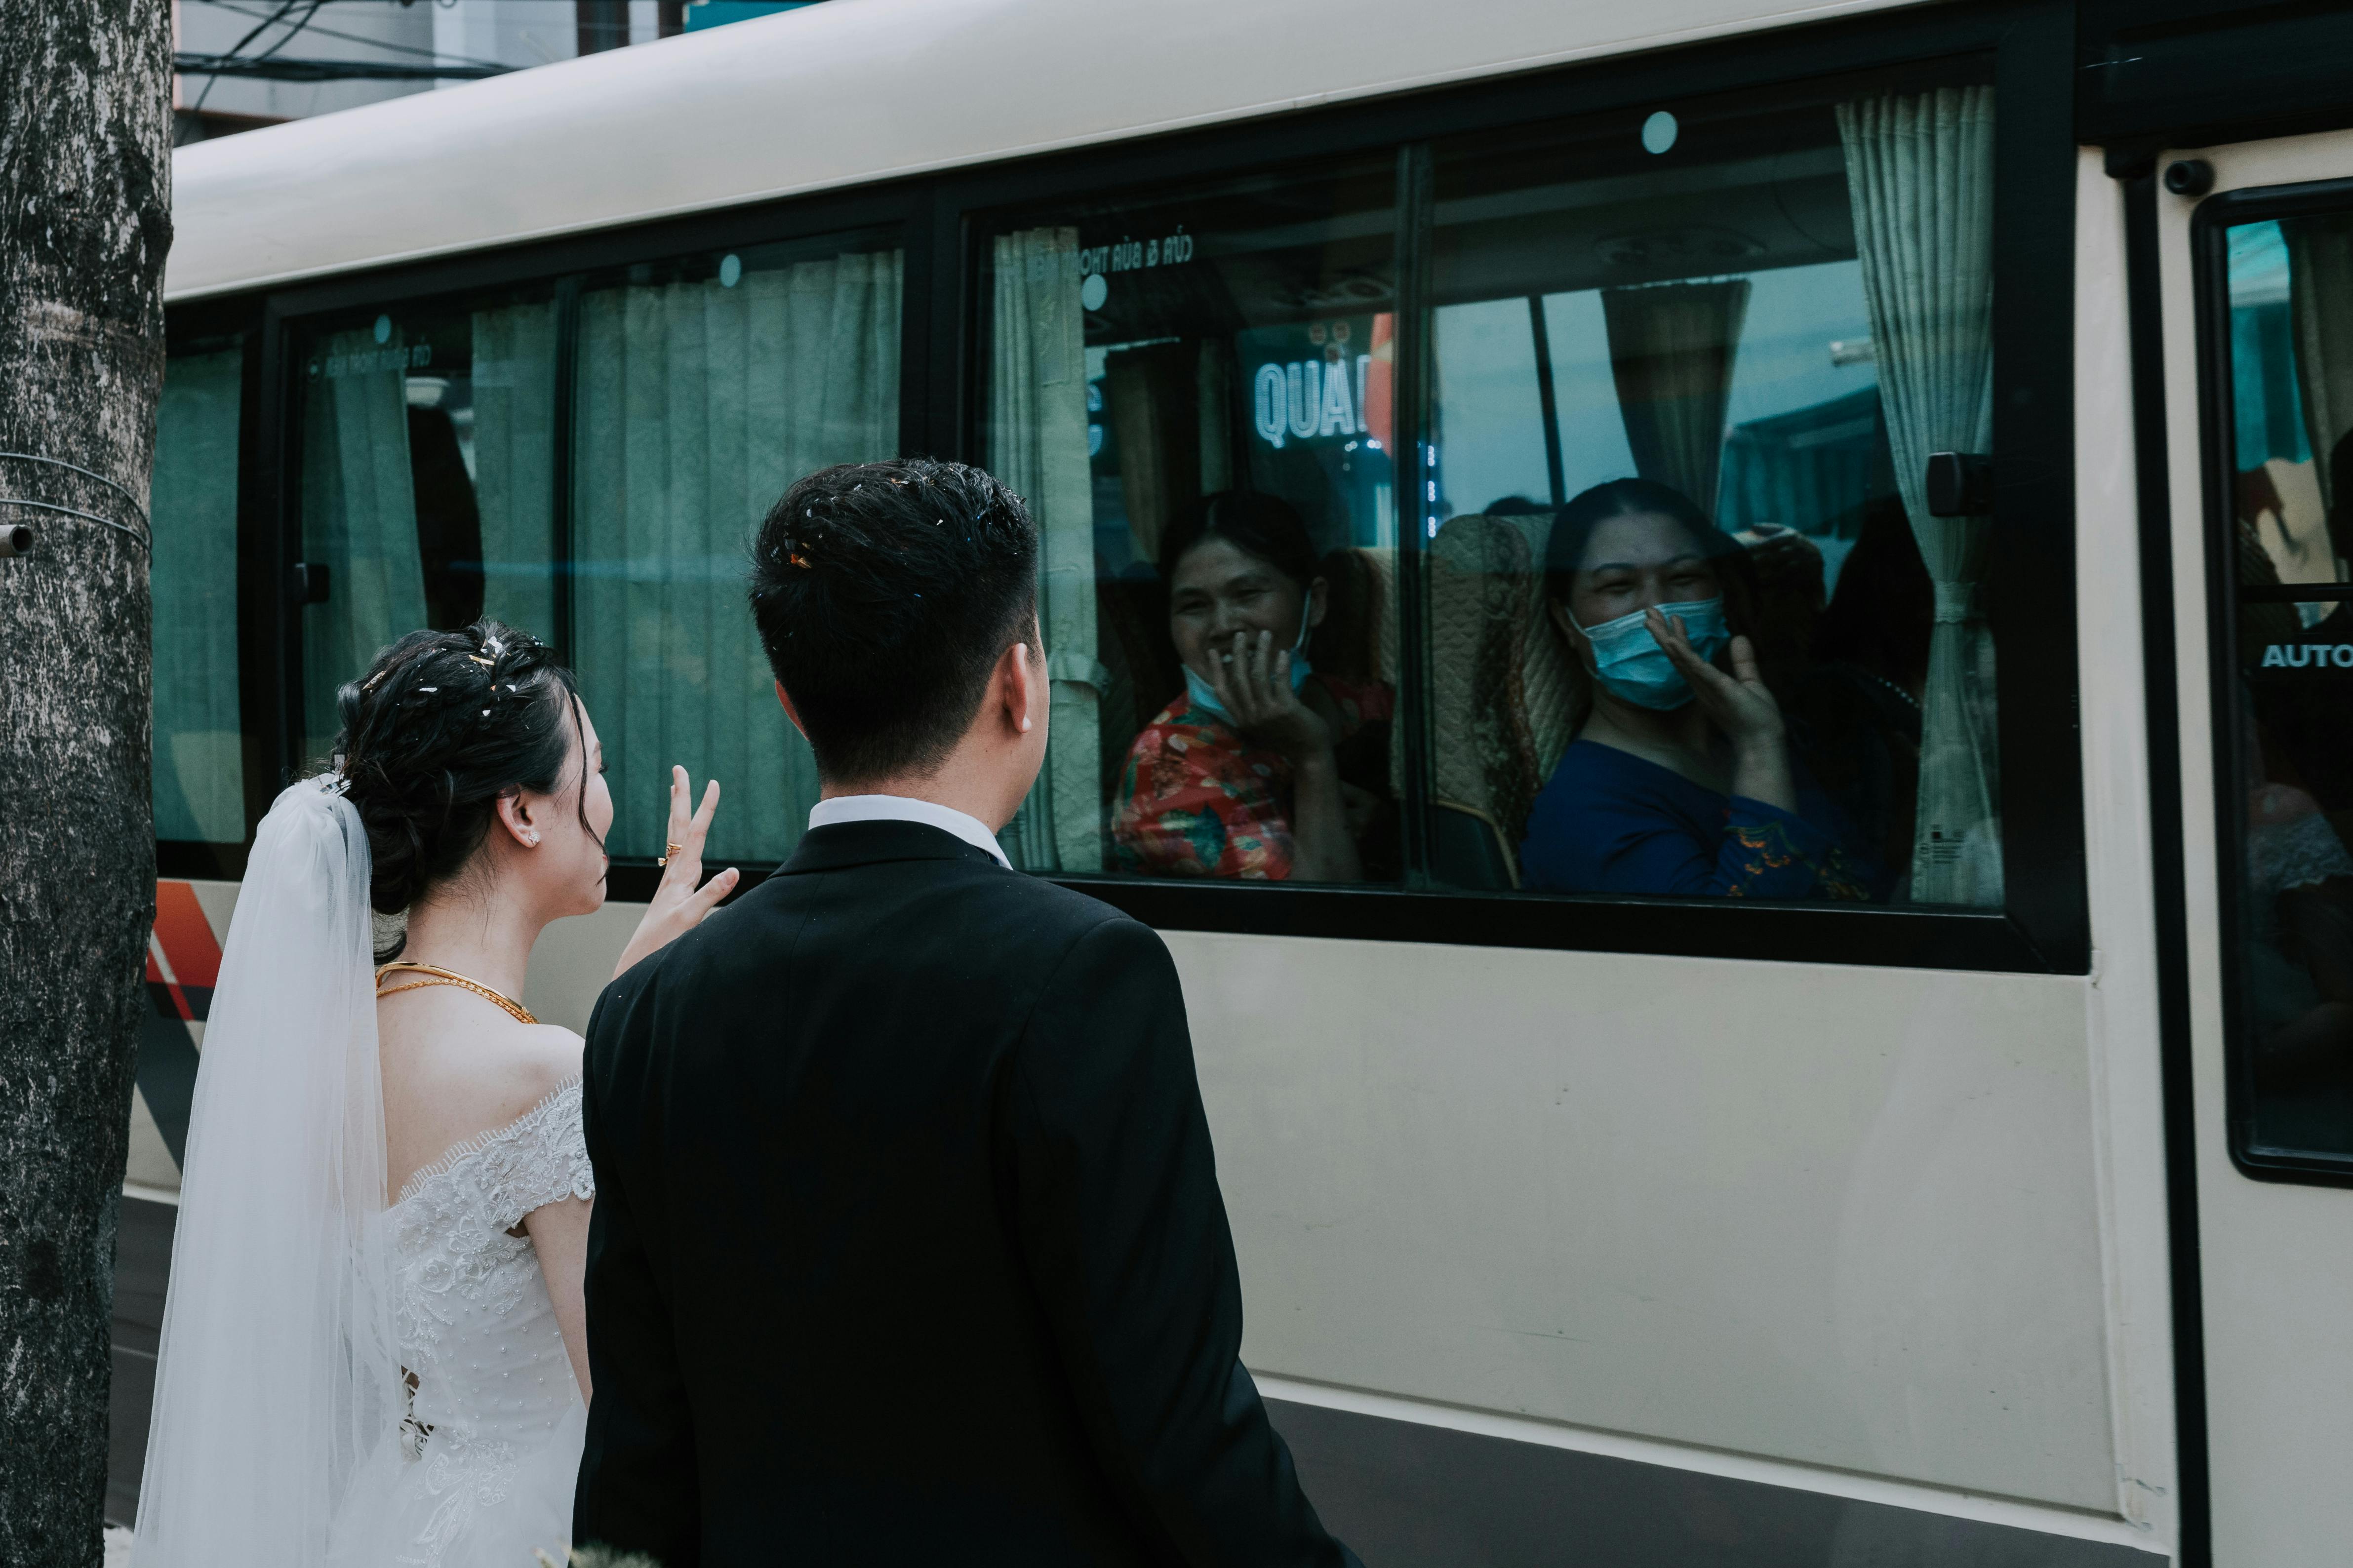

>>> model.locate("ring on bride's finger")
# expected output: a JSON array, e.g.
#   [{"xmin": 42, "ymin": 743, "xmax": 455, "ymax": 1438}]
[{"xmin": 657, "ymin": 839, "xmax": 683, "ymax": 867}]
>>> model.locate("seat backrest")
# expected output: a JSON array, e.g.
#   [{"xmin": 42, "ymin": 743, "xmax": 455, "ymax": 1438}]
[
  {"xmin": 1426, "ymin": 515, "xmax": 1544, "ymax": 882},
  {"xmin": 1485, "ymin": 510, "xmax": 1589, "ymax": 785}
]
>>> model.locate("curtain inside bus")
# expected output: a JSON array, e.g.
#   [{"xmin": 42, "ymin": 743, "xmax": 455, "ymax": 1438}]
[
  {"xmin": 571, "ymin": 248, "xmax": 901, "ymax": 863},
  {"xmin": 472, "ymin": 303, "xmax": 559, "ymax": 643},
  {"xmin": 1837, "ymin": 84, "xmax": 2001, "ymax": 906},
  {"xmin": 989, "ymin": 226, "xmax": 1104, "ymax": 874},
  {"xmin": 1599, "ymin": 279, "xmax": 1752, "ymax": 518},
  {"xmin": 153, "ymin": 346, "xmax": 245, "ymax": 843},
  {"xmin": 300, "ymin": 328, "xmax": 426, "ymax": 748}
]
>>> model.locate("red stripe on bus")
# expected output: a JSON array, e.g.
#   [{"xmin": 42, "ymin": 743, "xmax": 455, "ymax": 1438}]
[{"xmin": 153, "ymin": 880, "xmax": 223, "ymax": 990}]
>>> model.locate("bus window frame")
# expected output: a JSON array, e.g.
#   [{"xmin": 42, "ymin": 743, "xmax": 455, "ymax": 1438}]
[
  {"xmin": 2190, "ymin": 177, "xmax": 2353, "ymax": 1186},
  {"xmin": 945, "ymin": 1, "xmax": 2084, "ymax": 973},
  {"xmin": 164, "ymin": 0, "xmax": 2087, "ymax": 974},
  {"xmin": 222, "ymin": 183, "xmax": 927, "ymax": 869}
]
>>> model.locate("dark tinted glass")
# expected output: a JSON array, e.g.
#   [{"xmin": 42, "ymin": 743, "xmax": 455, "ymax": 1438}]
[
  {"xmin": 2220, "ymin": 212, "xmax": 2353, "ymax": 1165},
  {"xmin": 154, "ymin": 338, "xmax": 246, "ymax": 843},
  {"xmin": 1424, "ymin": 79, "xmax": 1999, "ymax": 906},
  {"xmin": 985, "ymin": 162, "xmax": 1402, "ymax": 883},
  {"xmin": 294, "ymin": 284, "xmax": 560, "ymax": 752}
]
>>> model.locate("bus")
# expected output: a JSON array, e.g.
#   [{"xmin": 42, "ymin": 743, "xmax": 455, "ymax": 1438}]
[{"xmin": 134, "ymin": 0, "xmax": 2353, "ymax": 1560}]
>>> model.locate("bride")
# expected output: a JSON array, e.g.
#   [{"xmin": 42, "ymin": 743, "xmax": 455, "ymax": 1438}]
[{"xmin": 133, "ymin": 622, "xmax": 737, "ymax": 1568}]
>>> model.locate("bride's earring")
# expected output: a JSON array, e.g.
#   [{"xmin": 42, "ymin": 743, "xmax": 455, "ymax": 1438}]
[{"xmin": 523, "ymin": 829, "xmax": 540, "ymax": 846}]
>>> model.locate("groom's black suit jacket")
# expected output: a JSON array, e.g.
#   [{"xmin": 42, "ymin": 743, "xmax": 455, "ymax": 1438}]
[{"xmin": 574, "ymin": 819, "xmax": 1356, "ymax": 1568}]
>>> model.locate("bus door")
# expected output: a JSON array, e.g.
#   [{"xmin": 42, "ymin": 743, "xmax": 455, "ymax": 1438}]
[{"xmin": 2154, "ymin": 133, "xmax": 2353, "ymax": 1564}]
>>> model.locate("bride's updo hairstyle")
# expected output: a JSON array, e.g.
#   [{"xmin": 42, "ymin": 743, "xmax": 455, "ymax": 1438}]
[{"xmin": 332, "ymin": 621, "xmax": 587, "ymax": 915}]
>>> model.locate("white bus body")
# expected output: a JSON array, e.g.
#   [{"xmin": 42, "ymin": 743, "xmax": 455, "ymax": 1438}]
[{"xmin": 132, "ymin": 3, "xmax": 2353, "ymax": 1562}]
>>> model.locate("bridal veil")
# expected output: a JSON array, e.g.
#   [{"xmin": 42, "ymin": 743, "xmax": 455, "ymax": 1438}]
[{"xmin": 133, "ymin": 778, "xmax": 402, "ymax": 1566}]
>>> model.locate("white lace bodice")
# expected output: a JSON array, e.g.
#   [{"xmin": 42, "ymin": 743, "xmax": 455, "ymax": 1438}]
[{"xmin": 345, "ymin": 1078, "xmax": 595, "ymax": 1568}]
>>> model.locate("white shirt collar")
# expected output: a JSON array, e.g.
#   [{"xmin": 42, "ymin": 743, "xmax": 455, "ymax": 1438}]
[{"xmin": 805, "ymin": 794, "xmax": 1011, "ymax": 868}]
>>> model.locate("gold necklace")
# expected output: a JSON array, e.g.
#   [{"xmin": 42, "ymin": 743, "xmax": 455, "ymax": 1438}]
[{"xmin": 374, "ymin": 962, "xmax": 538, "ymax": 1025}]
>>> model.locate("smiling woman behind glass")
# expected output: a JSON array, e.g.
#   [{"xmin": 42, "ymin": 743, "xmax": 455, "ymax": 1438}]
[
  {"xmin": 1112, "ymin": 493, "xmax": 1395, "ymax": 882},
  {"xmin": 1518, "ymin": 479, "xmax": 1881, "ymax": 900}
]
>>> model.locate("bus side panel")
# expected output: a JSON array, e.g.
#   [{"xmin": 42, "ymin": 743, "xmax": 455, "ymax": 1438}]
[{"xmin": 1169, "ymin": 931, "xmax": 2118, "ymax": 1513}]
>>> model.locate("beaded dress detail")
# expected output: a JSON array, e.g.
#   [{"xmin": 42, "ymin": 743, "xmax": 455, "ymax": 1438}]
[{"xmin": 329, "ymin": 1079, "xmax": 594, "ymax": 1568}]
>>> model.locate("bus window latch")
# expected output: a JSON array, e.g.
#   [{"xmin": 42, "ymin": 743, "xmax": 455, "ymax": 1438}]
[{"xmin": 1925, "ymin": 452, "xmax": 1994, "ymax": 518}]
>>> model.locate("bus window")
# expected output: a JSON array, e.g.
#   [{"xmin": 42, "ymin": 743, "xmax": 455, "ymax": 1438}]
[
  {"xmin": 2218, "ymin": 212, "xmax": 2353, "ymax": 1165},
  {"xmin": 569, "ymin": 232, "xmax": 902, "ymax": 864},
  {"xmin": 984, "ymin": 162, "xmax": 1402, "ymax": 882},
  {"xmin": 1428, "ymin": 78, "xmax": 1998, "ymax": 905},
  {"xmin": 295, "ymin": 285, "xmax": 561, "ymax": 756},
  {"xmin": 154, "ymin": 339, "xmax": 245, "ymax": 845}
]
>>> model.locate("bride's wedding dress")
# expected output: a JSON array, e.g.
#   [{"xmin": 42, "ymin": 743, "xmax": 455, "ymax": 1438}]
[
  {"xmin": 332, "ymin": 1082, "xmax": 594, "ymax": 1567},
  {"xmin": 133, "ymin": 781, "xmax": 592, "ymax": 1568}
]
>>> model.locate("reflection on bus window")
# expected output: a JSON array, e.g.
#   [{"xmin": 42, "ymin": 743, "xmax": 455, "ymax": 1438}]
[
  {"xmin": 154, "ymin": 341, "xmax": 245, "ymax": 844},
  {"xmin": 1428, "ymin": 79, "xmax": 1998, "ymax": 904},
  {"xmin": 986, "ymin": 164, "xmax": 1400, "ymax": 880},
  {"xmin": 570, "ymin": 235, "xmax": 902, "ymax": 863},
  {"xmin": 1111, "ymin": 493, "xmax": 1396, "ymax": 883},
  {"xmin": 2222, "ymin": 213, "xmax": 2353, "ymax": 1161},
  {"xmin": 297, "ymin": 288, "xmax": 559, "ymax": 752}
]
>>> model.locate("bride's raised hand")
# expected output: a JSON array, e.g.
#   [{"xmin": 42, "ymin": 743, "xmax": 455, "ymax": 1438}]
[{"xmin": 612, "ymin": 765, "xmax": 739, "ymax": 979}]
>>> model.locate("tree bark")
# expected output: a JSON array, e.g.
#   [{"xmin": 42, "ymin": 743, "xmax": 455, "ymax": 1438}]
[{"xmin": 0, "ymin": 4, "xmax": 174, "ymax": 1563}]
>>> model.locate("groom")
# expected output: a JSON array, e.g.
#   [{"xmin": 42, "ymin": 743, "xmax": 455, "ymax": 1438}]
[{"xmin": 574, "ymin": 460, "xmax": 1358, "ymax": 1567}]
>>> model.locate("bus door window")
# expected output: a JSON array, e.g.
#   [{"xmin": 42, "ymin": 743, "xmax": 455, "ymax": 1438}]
[
  {"xmin": 294, "ymin": 287, "xmax": 560, "ymax": 753},
  {"xmin": 1425, "ymin": 77, "xmax": 1997, "ymax": 906},
  {"xmin": 2219, "ymin": 213, "xmax": 2353, "ymax": 1163},
  {"xmin": 154, "ymin": 338, "xmax": 246, "ymax": 845},
  {"xmin": 984, "ymin": 165, "xmax": 1402, "ymax": 883}
]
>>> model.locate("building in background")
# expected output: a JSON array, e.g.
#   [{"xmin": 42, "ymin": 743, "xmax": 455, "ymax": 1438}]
[{"xmin": 172, "ymin": 0, "xmax": 811, "ymax": 143}]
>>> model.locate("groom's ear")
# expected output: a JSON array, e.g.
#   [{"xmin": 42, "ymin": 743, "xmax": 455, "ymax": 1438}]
[
  {"xmin": 774, "ymin": 681, "xmax": 810, "ymax": 741},
  {"xmin": 1000, "ymin": 634, "xmax": 1040, "ymax": 736}
]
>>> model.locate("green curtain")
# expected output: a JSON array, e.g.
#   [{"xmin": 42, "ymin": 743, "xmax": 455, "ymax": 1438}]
[
  {"xmin": 300, "ymin": 327, "xmax": 423, "ymax": 750},
  {"xmin": 1599, "ymin": 279, "xmax": 1751, "ymax": 517},
  {"xmin": 1837, "ymin": 84, "xmax": 2001, "ymax": 905},
  {"xmin": 471, "ymin": 302, "xmax": 559, "ymax": 642},
  {"xmin": 152, "ymin": 347, "xmax": 245, "ymax": 842},
  {"xmin": 573, "ymin": 250, "xmax": 901, "ymax": 863},
  {"xmin": 990, "ymin": 227, "xmax": 1103, "ymax": 873}
]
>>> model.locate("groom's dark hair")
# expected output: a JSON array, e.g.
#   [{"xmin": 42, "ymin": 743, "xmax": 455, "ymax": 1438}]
[{"xmin": 749, "ymin": 459, "xmax": 1039, "ymax": 784}]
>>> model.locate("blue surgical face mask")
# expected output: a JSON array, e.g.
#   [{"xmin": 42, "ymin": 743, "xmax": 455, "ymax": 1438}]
[
  {"xmin": 1570, "ymin": 597, "xmax": 1728, "ymax": 711},
  {"xmin": 1184, "ymin": 599, "xmax": 1314, "ymax": 725}
]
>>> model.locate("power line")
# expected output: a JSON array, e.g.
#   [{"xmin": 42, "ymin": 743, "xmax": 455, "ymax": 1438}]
[{"xmin": 193, "ymin": 0, "xmax": 514, "ymax": 73}]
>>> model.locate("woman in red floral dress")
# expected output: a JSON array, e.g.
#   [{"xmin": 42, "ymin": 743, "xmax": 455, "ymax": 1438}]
[{"xmin": 1112, "ymin": 494, "xmax": 1392, "ymax": 882}]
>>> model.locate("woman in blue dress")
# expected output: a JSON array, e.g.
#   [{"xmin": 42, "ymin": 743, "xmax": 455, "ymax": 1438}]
[{"xmin": 1518, "ymin": 478, "xmax": 1878, "ymax": 901}]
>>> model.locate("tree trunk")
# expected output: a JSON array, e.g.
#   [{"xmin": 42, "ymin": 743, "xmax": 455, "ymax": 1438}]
[{"xmin": 0, "ymin": 4, "xmax": 174, "ymax": 1563}]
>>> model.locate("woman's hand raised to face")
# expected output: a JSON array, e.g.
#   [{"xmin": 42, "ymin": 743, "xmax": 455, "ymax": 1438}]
[
  {"xmin": 1648, "ymin": 608, "xmax": 1783, "ymax": 750},
  {"xmin": 611, "ymin": 766, "xmax": 740, "ymax": 980},
  {"xmin": 1205, "ymin": 627, "xmax": 1334, "ymax": 766},
  {"xmin": 1649, "ymin": 609, "xmax": 1797, "ymax": 815}
]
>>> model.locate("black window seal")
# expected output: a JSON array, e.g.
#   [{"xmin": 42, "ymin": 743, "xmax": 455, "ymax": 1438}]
[{"xmin": 2189, "ymin": 175, "xmax": 2353, "ymax": 1188}]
